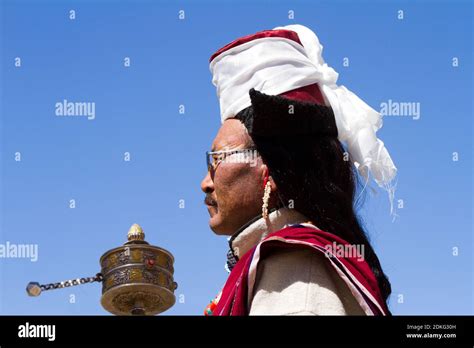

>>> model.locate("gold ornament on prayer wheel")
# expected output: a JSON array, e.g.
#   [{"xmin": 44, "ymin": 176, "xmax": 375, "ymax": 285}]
[{"xmin": 26, "ymin": 224, "xmax": 178, "ymax": 316}]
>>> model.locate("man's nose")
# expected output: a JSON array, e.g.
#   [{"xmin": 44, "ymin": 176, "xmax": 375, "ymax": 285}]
[{"xmin": 200, "ymin": 171, "xmax": 214, "ymax": 194}]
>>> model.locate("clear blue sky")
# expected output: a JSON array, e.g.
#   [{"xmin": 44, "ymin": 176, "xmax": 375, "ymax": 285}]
[{"xmin": 0, "ymin": 0, "xmax": 472, "ymax": 315}]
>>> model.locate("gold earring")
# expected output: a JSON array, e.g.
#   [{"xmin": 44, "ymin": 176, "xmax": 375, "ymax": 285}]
[{"xmin": 262, "ymin": 180, "xmax": 272, "ymax": 219}]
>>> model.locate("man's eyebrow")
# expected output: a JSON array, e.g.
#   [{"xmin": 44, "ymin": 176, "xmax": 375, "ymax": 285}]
[
  {"xmin": 216, "ymin": 143, "xmax": 250, "ymax": 152},
  {"xmin": 211, "ymin": 142, "xmax": 228, "ymax": 152}
]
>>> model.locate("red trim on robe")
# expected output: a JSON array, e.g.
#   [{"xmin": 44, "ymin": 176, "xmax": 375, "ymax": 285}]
[{"xmin": 213, "ymin": 225, "xmax": 390, "ymax": 316}]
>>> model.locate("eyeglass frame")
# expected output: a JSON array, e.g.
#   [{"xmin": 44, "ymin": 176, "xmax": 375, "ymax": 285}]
[{"xmin": 206, "ymin": 147, "xmax": 259, "ymax": 176}]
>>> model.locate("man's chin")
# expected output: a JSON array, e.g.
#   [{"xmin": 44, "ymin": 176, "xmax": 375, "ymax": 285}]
[{"xmin": 209, "ymin": 214, "xmax": 233, "ymax": 236}]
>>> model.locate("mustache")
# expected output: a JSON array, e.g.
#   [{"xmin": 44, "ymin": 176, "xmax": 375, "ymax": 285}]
[{"xmin": 204, "ymin": 195, "xmax": 217, "ymax": 206}]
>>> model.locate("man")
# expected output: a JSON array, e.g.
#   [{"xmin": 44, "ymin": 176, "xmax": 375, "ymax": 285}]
[{"xmin": 201, "ymin": 24, "xmax": 397, "ymax": 315}]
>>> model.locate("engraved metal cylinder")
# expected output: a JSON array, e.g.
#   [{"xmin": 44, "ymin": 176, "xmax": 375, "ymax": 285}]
[{"xmin": 99, "ymin": 225, "xmax": 177, "ymax": 316}]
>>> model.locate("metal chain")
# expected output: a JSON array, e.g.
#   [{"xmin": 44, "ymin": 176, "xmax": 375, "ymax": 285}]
[{"xmin": 40, "ymin": 273, "xmax": 103, "ymax": 292}]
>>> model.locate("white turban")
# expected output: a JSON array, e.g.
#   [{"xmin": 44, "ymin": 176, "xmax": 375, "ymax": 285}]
[{"xmin": 209, "ymin": 24, "xmax": 398, "ymax": 216}]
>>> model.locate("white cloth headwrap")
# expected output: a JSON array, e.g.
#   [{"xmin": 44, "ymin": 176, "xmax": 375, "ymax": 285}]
[{"xmin": 210, "ymin": 24, "xmax": 398, "ymax": 217}]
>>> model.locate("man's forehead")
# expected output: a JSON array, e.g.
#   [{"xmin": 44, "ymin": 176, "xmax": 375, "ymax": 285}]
[
  {"xmin": 212, "ymin": 133, "xmax": 248, "ymax": 151},
  {"xmin": 212, "ymin": 119, "xmax": 250, "ymax": 151}
]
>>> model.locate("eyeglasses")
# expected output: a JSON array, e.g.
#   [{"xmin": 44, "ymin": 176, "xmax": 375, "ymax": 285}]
[{"xmin": 206, "ymin": 147, "xmax": 259, "ymax": 176}]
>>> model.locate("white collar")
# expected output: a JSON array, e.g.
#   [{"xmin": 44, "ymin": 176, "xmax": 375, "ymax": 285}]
[{"xmin": 229, "ymin": 207, "xmax": 316, "ymax": 259}]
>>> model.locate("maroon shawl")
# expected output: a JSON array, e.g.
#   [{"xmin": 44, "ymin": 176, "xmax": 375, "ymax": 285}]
[{"xmin": 214, "ymin": 224, "xmax": 390, "ymax": 316}]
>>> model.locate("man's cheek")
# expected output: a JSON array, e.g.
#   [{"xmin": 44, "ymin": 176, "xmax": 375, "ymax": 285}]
[
  {"xmin": 213, "ymin": 175, "xmax": 228, "ymax": 206},
  {"xmin": 213, "ymin": 187, "xmax": 224, "ymax": 212}
]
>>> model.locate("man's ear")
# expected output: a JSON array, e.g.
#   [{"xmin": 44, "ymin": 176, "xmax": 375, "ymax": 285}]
[
  {"xmin": 260, "ymin": 164, "xmax": 277, "ymax": 192},
  {"xmin": 268, "ymin": 174, "xmax": 277, "ymax": 192}
]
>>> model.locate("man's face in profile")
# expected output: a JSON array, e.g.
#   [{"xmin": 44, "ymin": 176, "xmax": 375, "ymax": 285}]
[{"xmin": 200, "ymin": 119, "xmax": 266, "ymax": 236}]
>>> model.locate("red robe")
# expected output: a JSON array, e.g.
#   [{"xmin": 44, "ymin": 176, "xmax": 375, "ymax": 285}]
[{"xmin": 213, "ymin": 224, "xmax": 390, "ymax": 316}]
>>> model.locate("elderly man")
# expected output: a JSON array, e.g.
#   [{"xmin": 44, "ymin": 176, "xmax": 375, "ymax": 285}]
[{"xmin": 201, "ymin": 24, "xmax": 397, "ymax": 316}]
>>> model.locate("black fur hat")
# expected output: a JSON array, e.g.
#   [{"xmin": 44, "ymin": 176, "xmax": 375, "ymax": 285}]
[{"xmin": 236, "ymin": 88, "xmax": 338, "ymax": 138}]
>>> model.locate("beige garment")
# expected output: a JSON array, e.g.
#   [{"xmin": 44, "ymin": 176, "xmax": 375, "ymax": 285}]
[{"xmin": 230, "ymin": 207, "xmax": 365, "ymax": 315}]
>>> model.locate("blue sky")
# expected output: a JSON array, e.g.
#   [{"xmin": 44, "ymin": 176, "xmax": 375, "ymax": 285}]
[{"xmin": 0, "ymin": 0, "xmax": 472, "ymax": 315}]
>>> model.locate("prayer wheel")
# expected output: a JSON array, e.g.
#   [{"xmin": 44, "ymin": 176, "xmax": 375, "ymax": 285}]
[
  {"xmin": 100, "ymin": 224, "xmax": 177, "ymax": 315},
  {"xmin": 26, "ymin": 224, "xmax": 178, "ymax": 316}
]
